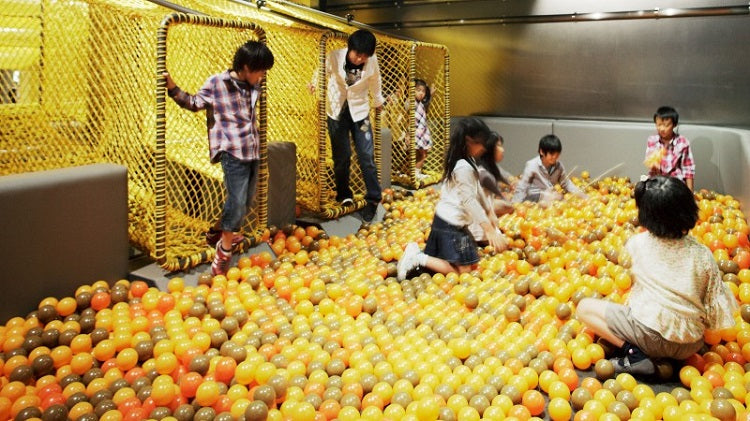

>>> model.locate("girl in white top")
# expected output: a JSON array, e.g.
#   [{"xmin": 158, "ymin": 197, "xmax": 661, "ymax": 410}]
[
  {"xmin": 398, "ymin": 118, "xmax": 507, "ymax": 281},
  {"xmin": 577, "ymin": 176, "xmax": 737, "ymax": 375},
  {"xmin": 469, "ymin": 131, "xmax": 515, "ymax": 243}
]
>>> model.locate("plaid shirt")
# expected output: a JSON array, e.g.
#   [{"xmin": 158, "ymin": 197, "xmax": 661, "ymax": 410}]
[
  {"xmin": 169, "ymin": 70, "xmax": 260, "ymax": 164},
  {"xmin": 645, "ymin": 134, "xmax": 695, "ymax": 180}
]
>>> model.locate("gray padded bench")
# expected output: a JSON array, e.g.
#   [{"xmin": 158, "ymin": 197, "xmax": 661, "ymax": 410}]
[{"xmin": 0, "ymin": 164, "xmax": 129, "ymax": 323}]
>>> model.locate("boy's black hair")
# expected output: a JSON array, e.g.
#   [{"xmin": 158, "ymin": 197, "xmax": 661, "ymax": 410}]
[
  {"xmin": 347, "ymin": 29, "xmax": 377, "ymax": 56},
  {"xmin": 443, "ymin": 117, "xmax": 491, "ymax": 180},
  {"xmin": 654, "ymin": 105, "xmax": 679, "ymax": 126},
  {"xmin": 634, "ymin": 175, "xmax": 698, "ymax": 239},
  {"xmin": 233, "ymin": 40, "xmax": 275, "ymax": 73},
  {"xmin": 538, "ymin": 134, "xmax": 562, "ymax": 154},
  {"xmin": 414, "ymin": 79, "xmax": 432, "ymax": 106}
]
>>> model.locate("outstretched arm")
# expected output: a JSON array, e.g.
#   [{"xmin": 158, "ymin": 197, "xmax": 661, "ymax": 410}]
[{"xmin": 163, "ymin": 72, "xmax": 212, "ymax": 112}]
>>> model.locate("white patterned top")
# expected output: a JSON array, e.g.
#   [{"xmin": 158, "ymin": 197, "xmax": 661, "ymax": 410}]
[{"xmin": 625, "ymin": 231, "xmax": 737, "ymax": 343}]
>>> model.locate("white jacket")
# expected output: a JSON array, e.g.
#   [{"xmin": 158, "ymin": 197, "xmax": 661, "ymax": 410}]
[{"xmin": 325, "ymin": 48, "xmax": 385, "ymax": 122}]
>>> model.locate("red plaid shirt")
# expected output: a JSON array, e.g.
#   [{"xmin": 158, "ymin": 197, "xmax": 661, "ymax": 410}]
[
  {"xmin": 169, "ymin": 70, "xmax": 260, "ymax": 164},
  {"xmin": 645, "ymin": 134, "xmax": 695, "ymax": 180}
]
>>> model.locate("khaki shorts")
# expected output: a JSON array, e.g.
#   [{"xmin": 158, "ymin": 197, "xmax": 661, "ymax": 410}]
[{"xmin": 605, "ymin": 302, "xmax": 703, "ymax": 360}]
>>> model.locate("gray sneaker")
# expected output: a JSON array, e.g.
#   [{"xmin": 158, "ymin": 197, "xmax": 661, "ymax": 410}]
[
  {"xmin": 397, "ymin": 242, "xmax": 421, "ymax": 281},
  {"xmin": 610, "ymin": 356, "xmax": 655, "ymax": 376}
]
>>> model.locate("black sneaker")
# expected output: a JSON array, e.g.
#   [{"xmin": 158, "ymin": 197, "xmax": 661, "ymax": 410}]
[
  {"xmin": 341, "ymin": 198, "xmax": 354, "ymax": 207},
  {"xmin": 361, "ymin": 203, "xmax": 377, "ymax": 222},
  {"xmin": 610, "ymin": 355, "xmax": 655, "ymax": 375},
  {"xmin": 610, "ymin": 344, "xmax": 655, "ymax": 375}
]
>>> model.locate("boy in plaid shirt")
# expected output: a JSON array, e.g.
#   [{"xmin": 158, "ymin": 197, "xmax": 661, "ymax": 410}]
[
  {"xmin": 644, "ymin": 105, "xmax": 695, "ymax": 191},
  {"xmin": 164, "ymin": 40, "xmax": 274, "ymax": 275}
]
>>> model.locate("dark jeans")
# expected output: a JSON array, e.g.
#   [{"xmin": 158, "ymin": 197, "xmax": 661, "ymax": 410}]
[
  {"xmin": 327, "ymin": 107, "xmax": 382, "ymax": 205},
  {"xmin": 220, "ymin": 153, "xmax": 259, "ymax": 232}
]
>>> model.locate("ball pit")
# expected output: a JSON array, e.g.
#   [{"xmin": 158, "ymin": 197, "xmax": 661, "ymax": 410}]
[{"xmin": 2, "ymin": 175, "xmax": 750, "ymax": 421}]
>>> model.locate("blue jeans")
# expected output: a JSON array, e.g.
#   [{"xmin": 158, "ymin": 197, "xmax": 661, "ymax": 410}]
[
  {"xmin": 327, "ymin": 107, "xmax": 382, "ymax": 204},
  {"xmin": 220, "ymin": 153, "xmax": 259, "ymax": 232}
]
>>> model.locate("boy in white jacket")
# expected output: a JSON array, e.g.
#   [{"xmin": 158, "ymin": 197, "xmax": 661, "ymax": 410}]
[{"xmin": 321, "ymin": 29, "xmax": 385, "ymax": 222}]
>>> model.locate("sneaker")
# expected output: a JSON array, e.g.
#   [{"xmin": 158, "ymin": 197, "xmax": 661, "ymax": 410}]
[
  {"xmin": 610, "ymin": 355, "xmax": 655, "ymax": 376},
  {"xmin": 397, "ymin": 242, "xmax": 421, "ymax": 281},
  {"xmin": 211, "ymin": 242, "xmax": 233, "ymax": 276},
  {"xmin": 361, "ymin": 203, "xmax": 377, "ymax": 222},
  {"xmin": 341, "ymin": 198, "xmax": 354, "ymax": 207},
  {"xmin": 206, "ymin": 230, "xmax": 246, "ymax": 249}
]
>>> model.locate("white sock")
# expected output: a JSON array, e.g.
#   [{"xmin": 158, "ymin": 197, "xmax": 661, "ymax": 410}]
[{"xmin": 417, "ymin": 253, "xmax": 428, "ymax": 266}]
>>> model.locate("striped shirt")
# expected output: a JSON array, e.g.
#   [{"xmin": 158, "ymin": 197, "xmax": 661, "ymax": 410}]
[
  {"xmin": 169, "ymin": 70, "xmax": 260, "ymax": 164},
  {"xmin": 645, "ymin": 134, "xmax": 695, "ymax": 181}
]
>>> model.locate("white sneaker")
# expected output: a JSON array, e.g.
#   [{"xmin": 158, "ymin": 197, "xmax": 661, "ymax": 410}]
[{"xmin": 397, "ymin": 242, "xmax": 421, "ymax": 281}]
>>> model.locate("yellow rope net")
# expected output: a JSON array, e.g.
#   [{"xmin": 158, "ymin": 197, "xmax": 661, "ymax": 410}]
[{"xmin": 0, "ymin": 0, "xmax": 449, "ymax": 270}]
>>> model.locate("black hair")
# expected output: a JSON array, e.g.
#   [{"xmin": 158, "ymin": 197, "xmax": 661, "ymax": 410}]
[
  {"xmin": 233, "ymin": 40, "xmax": 275, "ymax": 72},
  {"xmin": 444, "ymin": 117, "xmax": 491, "ymax": 180},
  {"xmin": 654, "ymin": 105, "xmax": 679, "ymax": 126},
  {"xmin": 347, "ymin": 29, "xmax": 377, "ymax": 56},
  {"xmin": 477, "ymin": 131, "xmax": 508, "ymax": 184},
  {"xmin": 414, "ymin": 79, "xmax": 432, "ymax": 107},
  {"xmin": 538, "ymin": 134, "xmax": 562, "ymax": 155},
  {"xmin": 634, "ymin": 175, "xmax": 698, "ymax": 239}
]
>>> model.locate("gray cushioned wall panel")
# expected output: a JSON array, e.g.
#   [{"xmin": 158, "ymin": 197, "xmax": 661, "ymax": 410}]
[{"xmin": 0, "ymin": 164, "xmax": 128, "ymax": 322}]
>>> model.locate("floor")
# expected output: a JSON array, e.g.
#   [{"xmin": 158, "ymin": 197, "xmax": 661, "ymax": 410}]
[{"xmin": 127, "ymin": 204, "xmax": 384, "ymax": 290}]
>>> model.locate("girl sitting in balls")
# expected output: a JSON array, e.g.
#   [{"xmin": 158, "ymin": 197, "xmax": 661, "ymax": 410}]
[
  {"xmin": 468, "ymin": 131, "xmax": 514, "ymax": 246},
  {"xmin": 577, "ymin": 175, "xmax": 737, "ymax": 375},
  {"xmin": 397, "ymin": 117, "xmax": 507, "ymax": 281}
]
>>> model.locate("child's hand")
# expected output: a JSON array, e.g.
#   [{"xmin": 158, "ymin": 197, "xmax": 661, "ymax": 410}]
[
  {"xmin": 486, "ymin": 229, "xmax": 508, "ymax": 253},
  {"xmin": 307, "ymin": 83, "xmax": 316, "ymax": 94},
  {"xmin": 163, "ymin": 72, "xmax": 176, "ymax": 90},
  {"xmin": 539, "ymin": 189, "xmax": 562, "ymax": 207},
  {"xmin": 644, "ymin": 149, "xmax": 664, "ymax": 169}
]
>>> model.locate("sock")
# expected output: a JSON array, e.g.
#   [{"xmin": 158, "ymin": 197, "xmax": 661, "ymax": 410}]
[{"xmin": 417, "ymin": 252, "xmax": 428, "ymax": 267}]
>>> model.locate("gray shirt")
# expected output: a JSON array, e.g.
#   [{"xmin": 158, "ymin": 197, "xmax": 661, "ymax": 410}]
[{"xmin": 512, "ymin": 156, "xmax": 582, "ymax": 203}]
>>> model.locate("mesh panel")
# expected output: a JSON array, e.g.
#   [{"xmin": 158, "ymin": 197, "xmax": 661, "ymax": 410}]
[
  {"xmin": 0, "ymin": 0, "xmax": 449, "ymax": 270},
  {"xmin": 157, "ymin": 15, "xmax": 270, "ymax": 271},
  {"xmin": 383, "ymin": 41, "xmax": 450, "ymax": 189}
]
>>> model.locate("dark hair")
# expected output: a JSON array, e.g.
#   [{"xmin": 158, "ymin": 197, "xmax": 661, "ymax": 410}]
[
  {"xmin": 654, "ymin": 105, "xmax": 679, "ymax": 126},
  {"xmin": 634, "ymin": 176, "xmax": 698, "ymax": 239},
  {"xmin": 414, "ymin": 79, "xmax": 431, "ymax": 107},
  {"xmin": 539, "ymin": 134, "xmax": 562, "ymax": 154},
  {"xmin": 477, "ymin": 131, "xmax": 507, "ymax": 184},
  {"xmin": 347, "ymin": 29, "xmax": 377, "ymax": 56},
  {"xmin": 444, "ymin": 117, "xmax": 491, "ymax": 180},
  {"xmin": 233, "ymin": 40, "xmax": 274, "ymax": 72}
]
